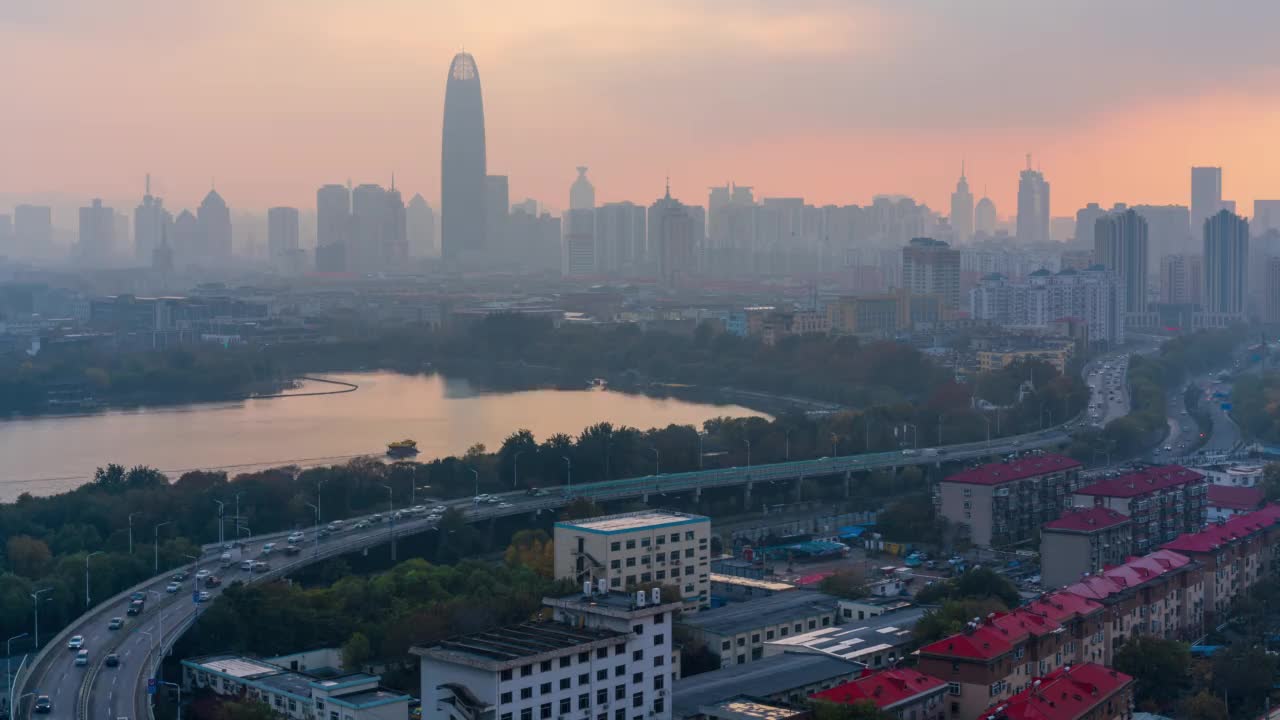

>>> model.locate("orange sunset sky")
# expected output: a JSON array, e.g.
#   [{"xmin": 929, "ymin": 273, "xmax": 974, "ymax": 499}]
[{"xmin": 3, "ymin": 0, "xmax": 1280, "ymax": 220}]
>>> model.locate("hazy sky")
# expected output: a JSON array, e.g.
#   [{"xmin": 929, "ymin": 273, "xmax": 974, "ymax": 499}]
[{"xmin": 4, "ymin": 0, "xmax": 1280, "ymax": 219}]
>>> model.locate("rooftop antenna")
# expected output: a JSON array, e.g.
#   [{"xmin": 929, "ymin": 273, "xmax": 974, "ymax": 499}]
[
  {"xmin": 391, "ymin": 172, "xmax": 396, "ymax": 191},
  {"xmin": 960, "ymin": 158, "xmax": 965, "ymax": 180},
  {"xmin": 1025, "ymin": 153, "xmax": 1032, "ymax": 171},
  {"xmin": 145, "ymin": 173, "xmax": 151, "ymax": 196},
  {"xmin": 665, "ymin": 173, "xmax": 671, "ymax": 200}
]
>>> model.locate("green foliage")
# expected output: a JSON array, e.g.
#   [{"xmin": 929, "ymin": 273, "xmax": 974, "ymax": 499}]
[
  {"xmin": 341, "ymin": 631, "xmax": 372, "ymax": 670},
  {"xmin": 913, "ymin": 568, "xmax": 1019, "ymax": 608},
  {"xmin": 213, "ymin": 699, "xmax": 279, "ymax": 720},
  {"xmin": 1209, "ymin": 645, "xmax": 1277, "ymax": 716},
  {"xmin": 1112, "ymin": 636, "xmax": 1190, "ymax": 709},
  {"xmin": 811, "ymin": 700, "xmax": 896, "ymax": 720},
  {"xmin": 1181, "ymin": 691, "xmax": 1228, "ymax": 720},
  {"xmin": 874, "ymin": 492, "xmax": 947, "ymax": 545},
  {"xmin": 819, "ymin": 570, "xmax": 867, "ymax": 600}
]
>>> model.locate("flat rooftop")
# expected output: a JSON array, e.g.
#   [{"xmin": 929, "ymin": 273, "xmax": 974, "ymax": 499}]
[
  {"xmin": 763, "ymin": 607, "xmax": 926, "ymax": 661},
  {"xmin": 673, "ymin": 652, "xmax": 861, "ymax": 719},
  {"xmin": 556, "ymin": 510, "xmax": 709, "ymax": 535},
  {"xmin": 699, "ymin": 698, "xmax": 807, "ymax": 720},
  {"xmin": 333, "ymin": 688, "xmax": 411, "ymax": 708},
  {"xmin": 679, "ymin": 591, "xmax": 838, "ymax": 636},
  {"xmin": 709, "ymin": 574, "xmax": 796, "ymax": 592},
  {"xmin": 186, "ymin": 655, "xmax": 281, "ymax": 680},
  {"xmin": 415, "ymin": 621, "xmax": 625, "ymax": 664},
  {"xmin": 257, "ymin": 672, "xmax": 317, "ymax": 699}
]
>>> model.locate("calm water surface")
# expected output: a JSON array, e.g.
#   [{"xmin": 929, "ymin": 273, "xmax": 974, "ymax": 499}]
[{"xmin": 0, "ymin": 372, "xmax": 766, "ymax": 501}]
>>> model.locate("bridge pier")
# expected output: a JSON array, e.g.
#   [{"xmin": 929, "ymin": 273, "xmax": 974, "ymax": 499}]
[
  {"xmin": 794, "ymin": 475, "xmax": 803, "ymax": 502},
  {"xmin": 642, "ymin": 492, "xmax": 649, "ymax": 504},
  {"xmin": 694, "ymin": 486, "xmax": 702, "ymax": 501},
  {"xmin": 843, "ymin": 470, "xmax": 852, "ymax": 498},
  {"xmin": 743, "ymin": 482, "xmax": 753, "ymax": 508}
]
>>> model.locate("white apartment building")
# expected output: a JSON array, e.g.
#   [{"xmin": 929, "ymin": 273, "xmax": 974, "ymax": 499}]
[
  {"xmin": 969, "ymin": 267, "xmax": 1124, "ymax": 346},
  {"xmin": 554, "ymin": 511, "xmax": 711, "ymax": 611},
  {"xmin": 414, "ymin": 588, "xmax": 679, "ymax": 720}
]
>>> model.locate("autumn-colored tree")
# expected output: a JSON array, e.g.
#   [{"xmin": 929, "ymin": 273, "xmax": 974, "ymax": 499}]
[
  {"xmin": 5, "ymin": 535, "xmax": 51, "ymax": 578},
  {"xmin": 1182, "ymin": 691, "xmax": 1227, "ymax": 720},
  {"xmin": 505, "ymin": 530, "xmax": 554, "ymax": 578}
]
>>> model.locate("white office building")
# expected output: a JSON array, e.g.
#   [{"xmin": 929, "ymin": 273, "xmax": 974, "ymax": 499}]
[
  {"xmin": 969, "ymin": 267, "xmax": 1124, "ymax": 346},
  {"xmin": 414, "ymin": 588, "xmax": 678, "ymax": 720}
]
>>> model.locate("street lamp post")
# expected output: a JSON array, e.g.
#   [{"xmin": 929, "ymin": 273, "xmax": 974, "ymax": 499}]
[
  {"xmin": 214, "ymin": 500, "xmax": 225, "ymax": 548},
  {"xmin": 648, "ymin": 447, "xmax": 660, "ymax": 476},
  {"xmin": 830, "ymin": 433, "xmax": 838, "ymax": 458},
  {"xmin": 561, "ymin": 456, "xmax": 572, "ymax": 495},
  {"xmin": 234, "ymin": 492, "xmax": 245, "ymax": 538},
  {"xmin": 153, "ymin": 521, "xmax": 172, "ymax": 573},
  {"xmin": 468, "ymin": 467, "xmax": 479, "ymax": 499},
  {"xmin": 305, "ymin": 503, "xmax": 320, "ymax": 557},
  {"xmin": 160, "ymin": 680, "xmax": 183, "ymax": 720},
  {"xmin": 784, "ymin": 429, "xmax": 792, "ymax": 461},
  {"xmin": 380, "ymin": 484, "xmax": 395, "ymax": 561},
  {"xmin": 980, "ymin": 415, "xmax": 992, "ymax": 445},
  {"xmin": 84, "ymin": 551, "xmax": 103, "ymax": 607},
  {"xmin": 744, "ymin": 439, "xmax": 752, "ymax": 469},
  {"xmin": 409, "ymin": 465, "xmax": 418, "ymax": 506},
  {"xmin": 7, "ymin": 632, "xmax": 28, "ymax": 712},
  {"xmin": 128, "ymin": 512, "xmax": 141, "ymax": 556},
  {"xmin": 29, "ymin": 588, "xmax": 50, "ymax": 648},
  {"xmin": 698, "ymin": 433, "xmax": 706, "ymax": 469},
  {"xmin": 147, "ymin": 590, "xmax": 165, "ymax": 646},
  {"xmin": 513, "ymin": 450, "xmax": 526, "ymax": 489}
]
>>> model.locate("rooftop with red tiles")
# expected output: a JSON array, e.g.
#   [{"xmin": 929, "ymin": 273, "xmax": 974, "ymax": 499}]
[
  {"xmin": 1162, "ymin": 504, "xmax": 1280, "ymax": 554},
  {"xmin": 944, "ymin": 453, "xmax": 1081, "ymax": 487},
  {"xmin": 812, "ymin": 668, "xmax": 946, "ymax": 710},
  {"xmin": 1042, "ymin": 507, "xmax": 1130, "ymax": 533},
  {"xmin": 984, "ymin": 663, "xmax": 1132, "ymax": 720},
  {"xmin": 1074, "ymin": 465, "xmax": 1204, "ymax": 498},
  {"xmin": 1061, "ymin": 549, "xmax": 1192, "ymax": 601},
  {"xmin": 1206, "ymin": 485, "xmax": 1265, "ymax": 512}
]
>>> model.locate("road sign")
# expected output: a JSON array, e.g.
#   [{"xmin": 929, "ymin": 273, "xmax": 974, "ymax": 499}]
[{"xmin": 147, "ymin": 678, "xmax": 157, "ymax": 696}]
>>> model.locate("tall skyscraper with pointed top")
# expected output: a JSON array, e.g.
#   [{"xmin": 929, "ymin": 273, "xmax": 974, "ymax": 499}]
[
  {"xmin": 135, "ymin": 174, "xmax": 172, "ymax": 263},
  {"xmin": 441, "ymin": 52, "xmax": 487, "ymax": 263},
  {"xmin": 950, "ymin": 161, "xmax": 973, "ymax": 244}
]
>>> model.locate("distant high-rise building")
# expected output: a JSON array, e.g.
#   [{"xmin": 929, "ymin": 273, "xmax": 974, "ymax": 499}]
[
  {"xmin": 509, "ymin": 205, "xmax": 561, "ymax": 272},
  {"xmin": 706, "ymin": 182, "xmax": 756, "ymax": 274},
  {"xmin": 441, "ymin": 52, "xmax": 487, "ymax": 263},
  {"xmin": 1016, "ymin": 156, "xmax": 1050, "ymax": 244},
  {"xmin": 1075, "ymin": 203, "xmax": 1105, "ymax": 248},
  {"xmin": 78, "ymin": 199, "xmax": 115, "ymax": 264},
  {"xmin": 197, "ymin": 189, "xmax": 232, "ymax": 262},
  {"xmin": 1191, "ymin": 167, "xmax": 1222, "ymax": 237},
  {"xmin": 596, "ymin": 201, "xmax": 647, "ymax": 275},
  {"xmin": 970, "ymin": 267, "xmax": 1123, "ymax": 346},
  {"xmin": 485, "ymin": 175, "xmax": 509, "ymax": 258},
  {"xmin": 14, "ymin": 205, "xmax": 52, "ymax": 258},
  {"xmin": 1094, "ymin": 209, "xmax": 1149, "ymax": 314},
  {"xmin": 974, "ymin": 194, "xmax": 997, "ymax": 236},
  {"xmin": 949, "ymin": 162, "xmax": 974, "ymax": 244},
  {"xmin": 1254, "ymin": 200, "xmax": 1280, "ymax": 235},
  {"xmin": 902, "ymin": 237, "xmax": 961, "ymax": 310},
  {"xmin": 152, "ymin": 226, "xmax": 174, "ymax": 273},
  {"xmin": 649, "ymin": 184, "xmax": 697, "ymax": 289},
  {"xmin": 563, "ymin": 167, "xmax": 596, "ymax": 276},
  {"xmin": 268, "ymin": 207, "xmax": 300, "ymax": 268},
  {"xmin": 0, "ymin": 214, "xmax": 11, "ymax": 256},
  {"xmin": 350, "ymin": 184, "xmax": 407, "ymax": 272},
  {"xmin": 134, "ymin": 175, "xmax": 172, "ymax": 263},
  {"xmin": 1265, "ymin": 256, "xmax": 1280, "ymax": 325},
  {"xmin": 171, "ymin": 210, "xmax": 200, "ymax": 264},
  {"xmin": 406, "ymin": 194, "xmax": 436, "ymax": 257},
  {"xmin": 1133, "ymin": 205, "xmax": 1194, "ymax": 260},
  {"xmin": 316, "ymin": 183, "xmax": 351, "ymax": 272},
  {"xmin": 1160, "ymin": 254, "xmax": 1202, "ymax": 305},
  {"xmin": 1203, "ymin": 209, "xmax": 1248, "ymax": 317}
]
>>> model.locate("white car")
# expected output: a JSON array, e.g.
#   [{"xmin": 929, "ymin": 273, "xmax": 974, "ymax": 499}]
[
  {"xmin": 432, "ymin": 505, "xmax": 446, "ymax": 513},
  {"xmin": 410, "ymin": 505, "xmax": 426, "ymax": 515},
  {"xmin": 497, "ymin": 502, "xmax": 513, "ymax": 509},
  {"xmin": 67, "ymin": 635, "xmax": 85, "ymax": 650},
  {"xmin": 287, "ymin": 532, "xmax": 304, "ymax": 544},
  {"xmin": 166, "ymin": 582, "xmax": 180, "ymax": 593},
  {"xmin": 195, "ymin": 569, "xmax": 211, "ymax": 580}
]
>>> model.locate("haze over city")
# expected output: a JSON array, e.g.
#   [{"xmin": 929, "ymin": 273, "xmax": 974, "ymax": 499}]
[{"xmin": 4, "ymin": 0, "xmax": 1280, "ymax": 214}]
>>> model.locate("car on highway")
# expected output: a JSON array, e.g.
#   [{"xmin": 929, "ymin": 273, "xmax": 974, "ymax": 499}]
[
  {"xmin": 284, "ymin": 544, "xmax": 301, "ymax": 556},
  {"xmin": 497, "ymin": 502, "xmax": 513, "ymax": 509},
  {"xmin": 241, "ymin": 559, "xmax": 255, "ymax": 571},
  {"xmin": 252, "ymin": 561, "xmax": 270, "ymax": 572},
  {"xmin": 108, "ymin": 617, "xmax": 123, "ymax": 630},
  {"xmin": 261, "ymin": 542, "xmax": 276, "ymax": 555},
  {"xmin": 196, "ymin": 591, "xmax": 211, "ymax": 603},
  {"xmin": 287, "ymin": 532, "xmax": 305, "ymax": 543},
  {"xmin": 74, "ymin": 649, "xmax": 89, "ymax": 666},
  {"xmin": 353, "ymin": 520, "xmax": 369, "ymax": 530},
  {"xmin": 432, "ymin": 505, "xmax": 446, "ymax": 513},
  {"xmin": 204, "ymin": 575, "xmax": 222, "ymax": 588},
  {"xmin": 195, "ymin": 569, "xmax": 211, "ymax": 581},
  {"xmin": 67, "ymin": 635, "xmax": 85, "ymax": 650},
  {"xmin": 166, "ymin": 581, "xmax": 181, "ymax": 593},
  {"xmin": 130, "ymin": 591, "xmax": 146, "ymax": 602},
  {"xmin": 105, "ymin": 653, "xmax": 120, "ymax": 668},
  {"xmin": 170, "ymin": 571, "xmax": 189, "ymax": 582},
  {"xmin": 127, "ymin": 599, "xmax": 144, "ymax": 616},
  {"xmin": 34, "ymin": 695, "xmax": 51, "ymax": 713}
]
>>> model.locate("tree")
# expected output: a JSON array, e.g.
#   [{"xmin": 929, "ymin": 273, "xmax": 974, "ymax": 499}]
[
  {"xmin": 811, "ymin": 700, "xmax": 896, "ymax": 720},
  {"xmin": 911, "ymin": 599, "xmax": 1008, "ymax": 645},
  {"xmin": 819, "ymin": 570, "xmax": 867, "ymax": 600},
  {"xmin": 505, "ymin": 530, "xmax": 554, "ymax": 578},
  {"xmin": 342, "ymin": 631, "xmax": 372, "ymax": 669},
  {"xmin": 1182, "ymin": 691, "xmax": 1228, "ymax": 720},
  {"xmin": 5, "ymin": 535, "xmax": 52, "ymax": 578},
  {"xmin": 913, "ymin": 568, "xmax": 1019, "ymax": 608},
  {"xmin": 1210, "ymin": 645, "xmax": 1277, "ymax": 715},
  {"xmin": 560, "ymin": 497, "xmax": 604, "ymax": 521},
  {"xmin": 1112, "ymin": 636, "xmax": 1190, "ymax": 708},
  {"xmin": 214, "ymin": 699, "xmax": 278, "ymax": 720}
]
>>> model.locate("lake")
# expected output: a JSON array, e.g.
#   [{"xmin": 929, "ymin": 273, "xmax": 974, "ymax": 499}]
[{"xmin": 0, "ymin": 372, "xmax": 767, "ymax": 502}]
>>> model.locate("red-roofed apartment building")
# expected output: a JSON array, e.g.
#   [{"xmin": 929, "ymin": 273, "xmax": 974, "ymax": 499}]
[
  {"xmin": 1206, "ymin": 485, "xmax": 1265, "ymax": 522},
  {"xmin": 1161, "ymin": 504, "xmax": 1280, "ymax": 623},
  {"xmin": 1060, "ymin": 550, "xmax": 1204, "ymax": 660},
  {"xmin": 811, "ymin": 668, "xmax": 947, "ymax": 720},
  {"xmin": 916, "ymin": 592, "xmax": 1106, "ymax": 720},
  {"xmin": 938, "ymin": 454, "xmax": 1084, "ymax": 547},
  {"xmin": 1073, "ymin": 466, "xmax": 1208, "ymax": 552},
  {"xmin": 1040, "ymin": 508, "xmax": 1133, "ymax": 589},
  {"xmin": 984, "ymin": 663, "xmax": 1134, "ymax": 720}
]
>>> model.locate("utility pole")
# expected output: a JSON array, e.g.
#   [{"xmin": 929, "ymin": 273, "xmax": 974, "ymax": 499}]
[
  {"xmin": 84, "ymin": 551, "xmax": 102, "ymax": 607},
  {"xmin": 128, "ymin": 512, "xmax": 140, "ymax": 555}
]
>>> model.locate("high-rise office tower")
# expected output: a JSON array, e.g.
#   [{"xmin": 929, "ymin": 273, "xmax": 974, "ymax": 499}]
[
  {"xmin": 316, "ymin": 183, "xmax": 351, "ymax": 272},
  {"xmin": 563, "ymin": 166, "xmax": 596, "ymax": 275},
  {"xmin": 950, "ymin": 162, "xmax": 974, "ymax": 244},
  {"xmin": 406, "ymin": 194, "xmax": 436, "ymax": 257},
  {"xmin": 1016, "ymin": 156, "xmax": 1050, "ymax": 244},
  {"xmin": 350, "ymin": 184, "xmax": 407, "ymax": 272},
  {"xmin": 596, "ymin": 201, "xmax": 647, "ymax": 275},
  {"xmin": 1191, "ymin": 167, "xmax": 1222, "ymax": 237},
  {"xmin": 1075, "ymin": 203, "xmax": 1105, "ymax": 248},
  {"xmin": 171, "ymin": 210, "xmax": 199, "ymax": 264},
  {"xmin": 78, "ymin": 199, "xmax": 115, "ymax": 264},
  {"xmin": 1254, "ymin": 200, "xmax": 1280, "ymax": 236},
  {"xmin": 485, "ymin": 175, "xmax": 509, "ymax": 259},
  {"xmin": 1160, "ymin": 254, "xmax": 1202, "ymax": 306},
  {"xmin": 650, "ymin": 183, "xmax": 697, "ymax": 289},
  {"xmin": 0, "ymin": 214, "xmax": 11, "ymax": 256},
  {"xmin": 134, "ymin": 174, "xmax": 172, "ymax": 263},
  {"xmin": 1203, "ymin": 209, "xmax": 1248, "ymax": 317},
  {"xmin": 267, "ymin": 206, "xmax": 300, "ymax": 267},
  {"xmin": 1094, "ymin": 209, "xmax": 1149, "ymax": 314},
  {"xmin": 15, "ymin": 205, "xmax": 52, "ymax": 258},
  {"xmin": 441, "ymin": 52, "xmax": 487, "ymax": 263},
  {"xmin": 197, "ymin": 189, "xmax": 232, "ymax": 261},
  {"xmin": 902, "ymin": 237, "xmax": 961, "ymax": 309},
  {"xmin": 1132, "ymin": 205, "xmax": 1193, "ymax": 260},
  {"xmin": 974, "ymin": 194, "xmax": 997, "ymax": 236}
]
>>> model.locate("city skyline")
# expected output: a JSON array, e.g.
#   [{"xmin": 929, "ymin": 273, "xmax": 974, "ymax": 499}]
[{"xmin": 5, "ymin": 2, "xmax": 1280, "ymax": 218}]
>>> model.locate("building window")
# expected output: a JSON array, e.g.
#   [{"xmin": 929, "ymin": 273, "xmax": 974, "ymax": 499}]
[
  {"xmin": 626, "ymin": 575, "xmax": 636, "ymax": 586},
  {"xmin": 737, "ymin": 654, "xmax": 745, "ymax": 664},
  {"xmin": 685, "ymin": 548, "xmax": 694, "ymax": 557},
  {"xmin": 597, "ymin": 689, "xmax": 608, "ymax": 705},
  {"xmin": 597, "ymin": 648, "xmax": 608, "ymax": 659},
  {"xmin": 615, "ymin": 685, "xmax": 626, "ymax": 701},
  {"xmin": 502, "ymin": 669, "xmax": 513, "ymax": 681},
  {"xmin": 541, "ymin": 682, "xmax": 552, "ymax": 695},
  {"xmin": 654, "ymin": 633, "xmax": 665, "ymax": 646},
  {"xmin": 626, "ymin": 557, "xmax": 636, "ymax": 567},
  {"xmin": 579, "ymin": 673, "xmax": 589, "ymax": 686},
  {"xmin": 560, "ymin": 678, "xmax": 571, "ymax": 691},
  {"xmin": 751, "ymin": 634, "xmax": 760, "ymax": 643},
  {"xmin": 654, "ymin": 698, "xmax": 665, "ymax": 714},
  {"xmin": 632, "ymin": 693, "xmax": 644, "ymax": 708},
  {"xmin": 579, "ymin": 652, "xmax": 590, "ymax": 663},
  {"xmin": 641, "ymin": 537, "xmax": 651, "ymax": 547},
  {"xmin": 654, "ymin": 613, "xmax": 663, "ymax": 623},
  {"xmin": 615, "ymin": 665, "xmax": 625, "ymax": 677},
  {"xmin": 737, "ymin": 637, "xmax": 746, "ymax": 647},
  {"xmin": 521, "ymin": 688, "xmax": 533, "ymax": 700},
  {"xmin": 766, "ymin": 630, "xmax": 775, "ymax": 640},
  {"xmin": 521, "ymin": 710, "xmax": 532, "ymax": 720},
  {"xmin": 615, "ymin": 710, "xmax": 625, "ymax": 720},
  {"xmin": 560, "ymin": 698, "xmax": 572, "ymax": 715},
  {"xmin": 656, "ymin": 571, "xmax": 666, "ymax": 580},
  {"xmin": 541, "ymin": 703, "xmax": 552, "ymax": 719},
  {"xmin": 611, "ymin": 542, "xmax": 621, "ymax": 551},
  {"xmin": 654, "ymin": 655, "xmax": 665, "ymax": 667},
  {"xmin": 654, "ymin": 674, "xmax": 664, "ymax": 690},
  {"xmin": 611, "ymin": 577, "xmax": 621, "ymax": 587},
  {"xmin": 541, "ymin": 660, "xmax": 552, "ymax": 672},
  {"xmin": 522, "ymin": 665, "xmax": 533, "ymax": 677},
  {"xmin": 598, "ymin": 670, "xmax": 608, "ymax": 681},
  {"xmin": 579, "ymin": 694, "xmax": 590, "ymax": 710},
  {"xmin": 626, "ymin": 540, "xmax": 637, "ymax": 549},
  {"xmin": 686, "ymin": 531, "xmax": 695, "ymax": 540},
  {"xmin": 670, "ymin": 533, "xmax": 679, "ymax": 542},
  {"xmin": 501, "ymin": 692, "xmax": 513, "ymax": 704},
  {"xmin": 633, "ymin": 649, "xmax": 644, "ymax": 661},
  {"xmin": 560, "ymin": 656, "xmax": 572, "ymax": 669},
  {"xmin": 502, "ymin": 714, "xmax": 513, "ymax": 720}
]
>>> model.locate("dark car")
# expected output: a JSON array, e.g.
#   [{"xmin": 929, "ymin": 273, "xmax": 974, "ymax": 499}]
[
  {"xmin": 284, "ymin": 544, "xmax": 301, "ymax": 556},
  {"xmin": 34, "ymin": 696, "xmax": 52, "ymax": 714},
  {"xmin": 130, "ymin": 591, "xmax": 146, "ymax": 602},
  {"xmin": 126, "ymin": 600, "xmax": 144, "ymax": 616},
  {"xmin": 105, "ymin": 653, "xmax": 120, "ymax": 668},
  {"xmin": 204, "ymin": 575, "xmax": 222, "ymax": 588},
  {"xmin": 170, "ymin": 571, "xmax": 189, "ymax": 582}
]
